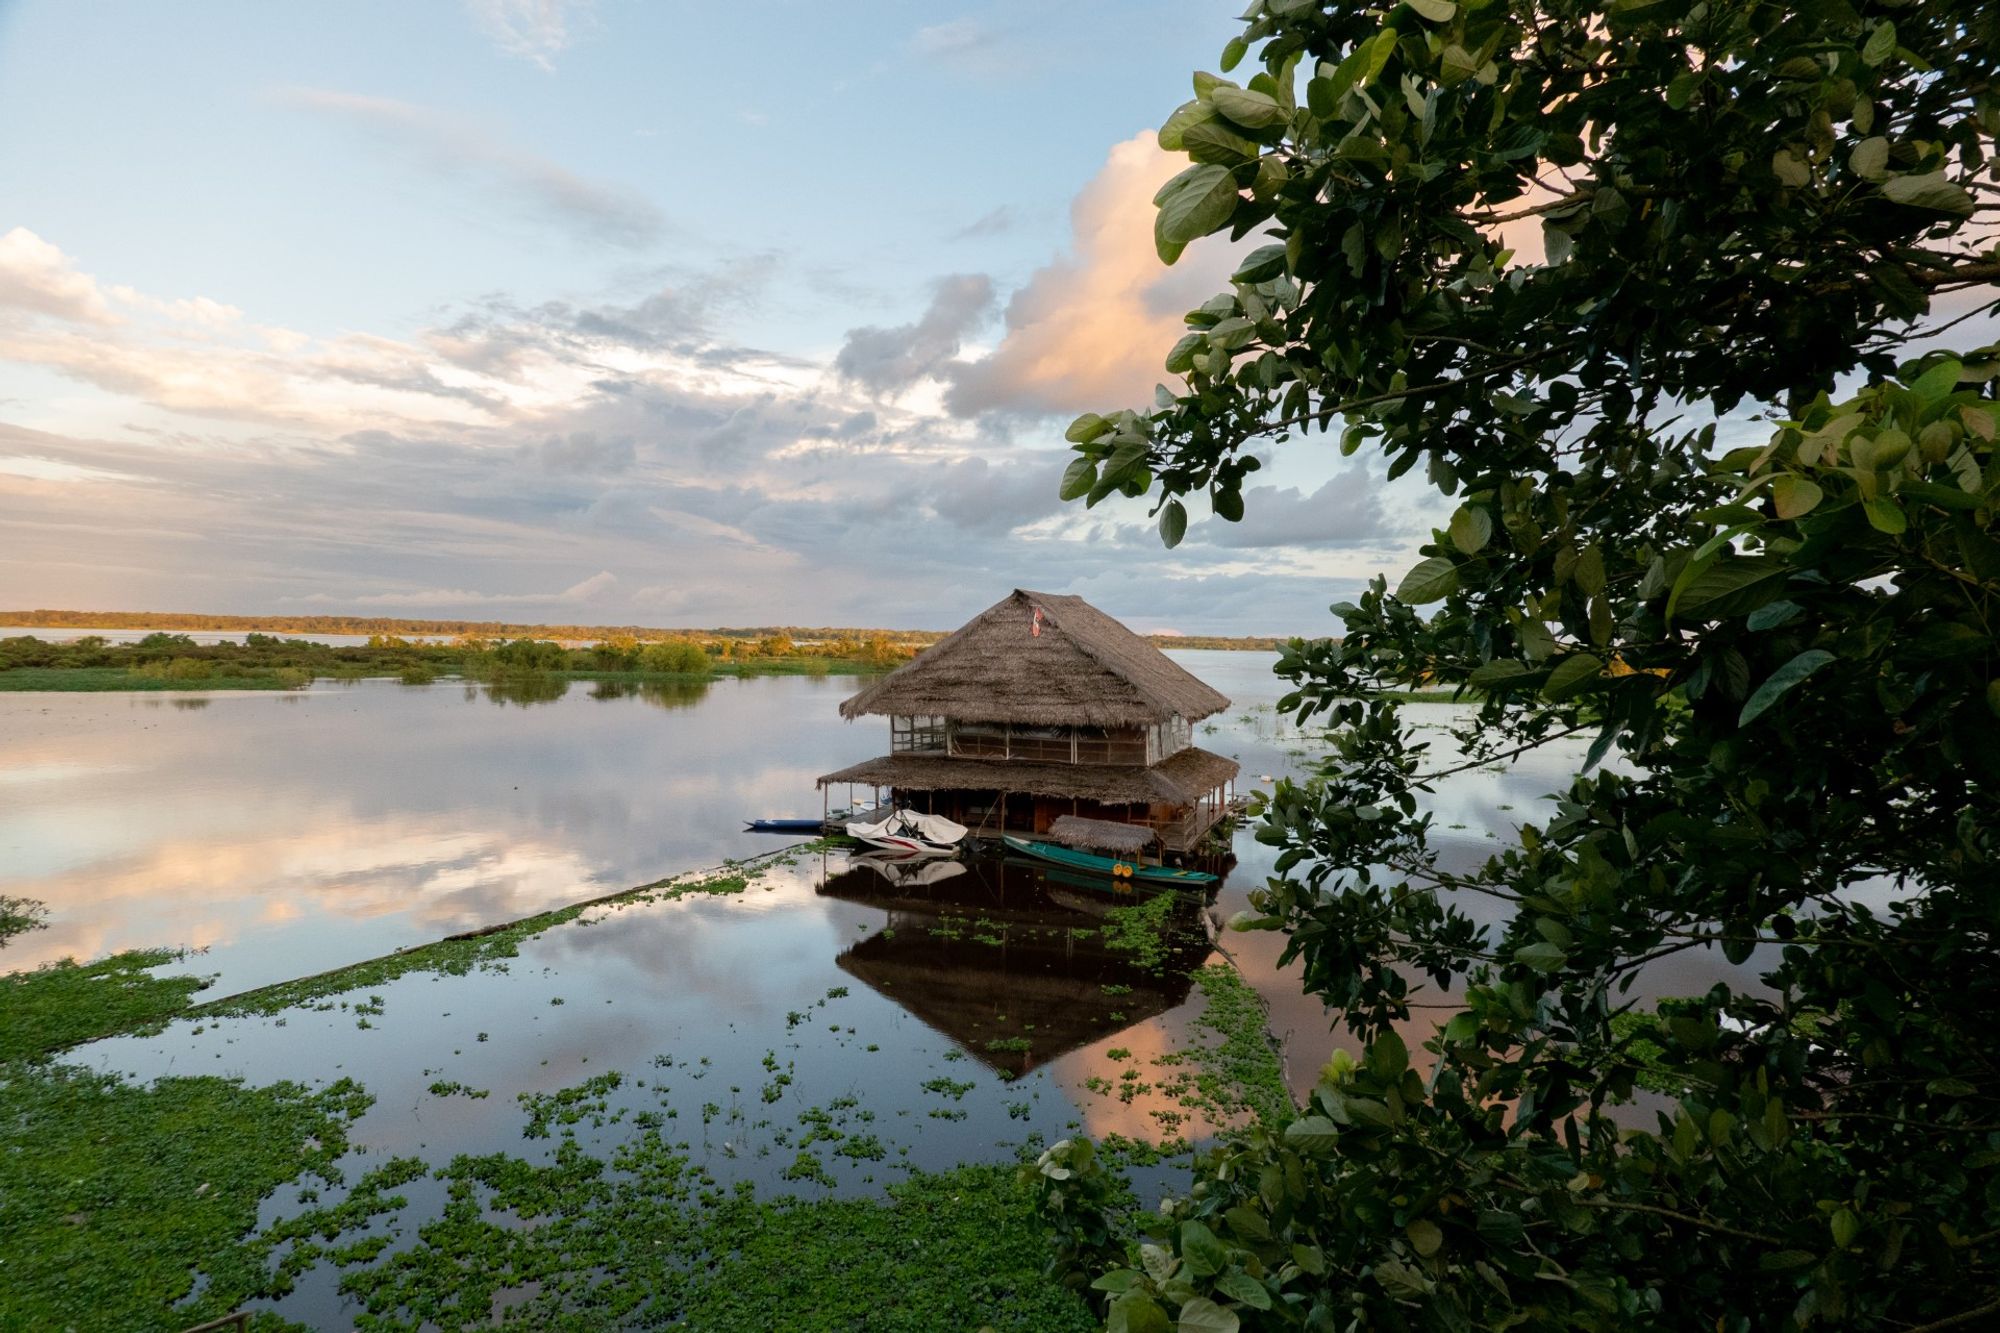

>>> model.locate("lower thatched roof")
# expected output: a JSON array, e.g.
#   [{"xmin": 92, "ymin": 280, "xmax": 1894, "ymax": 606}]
[
  {"xmin": 816, "ymin": 745, "xmax": 1239, "ymax": 806},
  {"xmin": 1046, "ymin": 815, "xmax": 1157, "ymax": 854}
]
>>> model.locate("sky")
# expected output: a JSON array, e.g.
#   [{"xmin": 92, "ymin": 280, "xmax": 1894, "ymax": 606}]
[{"xmin": 0, "ymin": 0, "xmax": 1435, "ymax": 636}]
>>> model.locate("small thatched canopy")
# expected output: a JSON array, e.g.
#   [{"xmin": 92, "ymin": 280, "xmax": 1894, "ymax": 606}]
[
  {"xmin": 1046, "ymin": 815, "xmax": 1158, "ymax": 854},
  {"xmin": 838, "ymin": 589, "xmax": 1229, "ymax": 727},
  {"xmin": 817, "ymin": 745, "xmax": 1239, "ymax": 805}
]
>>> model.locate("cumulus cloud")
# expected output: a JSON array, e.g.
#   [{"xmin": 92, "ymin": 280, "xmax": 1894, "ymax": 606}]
[
  {"xmin": 834, "ymin": 274, "xmax": 994, "ymax": 395},
  {"xmin": 282, "ymin": 88, "xmax": 664, "ymax": 248},
  {"xmin": 946, "ymin": 131, "xmax": 1240, "ymax": 419},
  {"xmin": 0, "ymin": 215, "xmax": 1420, "ymax": 634},
  {"xmin": 1199, "ymin": 471, "xmax": 1396, "ymax": 549},
  {"xmin": 464, "ymin": 0, "xmax": 593, "ymax": 69},
  {"xmin": 0, "ymin": 227, "xmax": 119, "ymax": 324}
]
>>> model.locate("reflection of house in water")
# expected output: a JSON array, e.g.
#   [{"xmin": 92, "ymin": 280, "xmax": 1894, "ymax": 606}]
[
  {"xmin": 820, "ymin": 854, "xmax": 1216, "ymax": 1077},
  {"xmin": 817, "ymin": 590, "xmax": 1239, "ymax": 860}
]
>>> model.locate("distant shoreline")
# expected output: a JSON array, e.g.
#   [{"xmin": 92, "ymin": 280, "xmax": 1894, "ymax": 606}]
[{"xmin": 0, "ymin": 609, "xmax": 1289, "ymax": 652}]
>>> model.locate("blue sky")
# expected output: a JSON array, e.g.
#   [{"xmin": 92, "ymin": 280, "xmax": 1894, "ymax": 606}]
[{"xmin": 0, "ymin": 0, "xmax": 1424, "ymax": 634}]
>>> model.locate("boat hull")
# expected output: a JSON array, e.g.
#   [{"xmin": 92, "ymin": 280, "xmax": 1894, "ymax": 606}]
[
  {"xmin": 744, "ymin": 818, "xmax": 827, "ymax": 834},
  {"xmin": 1001, "ymin": 836, "xmax": 1217, "ymax": 886}
]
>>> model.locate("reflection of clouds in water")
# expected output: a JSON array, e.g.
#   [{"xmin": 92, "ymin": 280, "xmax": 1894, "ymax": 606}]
[{"xmin": 4, "ymin": 818, "xmax": 611, "ymax": 985}]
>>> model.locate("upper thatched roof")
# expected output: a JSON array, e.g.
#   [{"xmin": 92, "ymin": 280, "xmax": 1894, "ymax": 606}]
[{"xmin": 838, "ymin": 589, "xmax": 1229, "ymax": 726}]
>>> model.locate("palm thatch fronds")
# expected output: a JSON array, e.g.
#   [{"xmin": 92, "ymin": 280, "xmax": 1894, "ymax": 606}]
[{"xmin": 837, "ymin": 589, "xmax": 1229, "ymax": 727}]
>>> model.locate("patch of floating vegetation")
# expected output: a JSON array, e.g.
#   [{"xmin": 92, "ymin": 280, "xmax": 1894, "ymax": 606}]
[
  {"xmin": 0, "ymin": 947, "xmax": 213, "ymax": 1061},
  {"xmin": 0, "ymin": 1061, "xmax": 371, "ymax": 1331},
  {"xmin": 1073, "ymin": 962, "xmax": 1292, "ymax": 1154},
  {"xmin": 250, "ymin": 1078, "xmax": 1093, "ymax": 1331}
]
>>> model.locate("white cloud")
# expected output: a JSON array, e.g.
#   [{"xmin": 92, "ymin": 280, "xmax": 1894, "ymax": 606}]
[
  {"xmin": 0, "ymin": 227, "xmax": 119, "ymax": 325},
  {"xmin": 282, "ymin": 88, "xmax": 664, "ymax": 248},
  {"xmin": 463, "ymin": 0, "xmax": 593, "ymax": 70},
  {"xmin": 946, "ymin": 131, "xmax": 1240, "ymax": 419}
]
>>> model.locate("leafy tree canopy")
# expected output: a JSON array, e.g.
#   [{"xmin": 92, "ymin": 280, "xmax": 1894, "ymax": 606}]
[{"xmin": 1043, "ymin": 1, "xmax": 1999, "ymax": 1328}]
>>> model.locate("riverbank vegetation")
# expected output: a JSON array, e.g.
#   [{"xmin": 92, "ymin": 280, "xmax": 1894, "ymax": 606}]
[
  {"xmin": 0, "ymin": 630, "xmax": 914, "ymax": 692},
  {"xmin": 2, "ymin": 609, "xmax": 1285, "ymax": 653},
  {"xmin": 1045, "ymin": 1, "xmax": 2000, "ymax": 1328}
]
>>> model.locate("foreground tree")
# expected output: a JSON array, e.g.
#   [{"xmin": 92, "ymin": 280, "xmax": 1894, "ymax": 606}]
[{"xmin": 1042, "ymin": 1, "xmax": 1999, "ymax": 1327}]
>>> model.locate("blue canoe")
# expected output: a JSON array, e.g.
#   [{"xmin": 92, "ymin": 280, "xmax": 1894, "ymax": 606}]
[
  {"xmin": 1002, "ymin": 836, "xmax": 1217, "ymax": 886},
  {"xmin": 744, "ymin": 818, "xmax": 827, "ymax": 834}
]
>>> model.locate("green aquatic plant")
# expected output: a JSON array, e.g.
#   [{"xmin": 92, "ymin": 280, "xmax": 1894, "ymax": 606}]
[
  {"xmin": 1, "ymin": 949, "xmax": 212, "ymax": 1061},
  {"xmin": 0, "ymin": 1063, "xmax": 370, "ymax": 1332}
]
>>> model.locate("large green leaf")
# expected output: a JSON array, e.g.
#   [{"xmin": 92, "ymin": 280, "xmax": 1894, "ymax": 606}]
[
  {"xmin": 1449, "ymin": 505, "xmax": 1493, "ymax": 554},
  {"xmin": 1738, "ymin": 649, "xmax": 1836, "ymax": 726},
  {"xmin": 1772, "ymin": 475, "xmax": 1823, "ymax": 519},
  {"xmin": 1882, "ymin": 171, "xmax": 1974, "ymax": 217},
  {"xmin": 1155, "ymin": 164, "xmax": 1240, "ymax": 262},
  {"xmin": 1674, "ymin": 557, "xmax": 1788, "ymax": 622},
  {"xmin": 1177, "ymin": 1298, "xmax": 1241, "ymax": 1333},
  {"xmin": 1159, "ymin": 499, "xmax": 1188, "ymax": 549},
  {"xmin": 1180, "ymin": 1221, "xmax": 1230, "ymax": 1277},
  {"xmin": 1209, "ymin": 85, "xmax": 1286, "ymax": 130},
  {"xmin": 1542, "ymin": 653, "xmax": 1603, "ymax": 700},
  {"xmin": 1396, "ymin": 556, "xmax": 1459, "ymax": 604},
  {"xmin": 1059, "ymin": 458, "xmax": 1097, "ymax": 502}
]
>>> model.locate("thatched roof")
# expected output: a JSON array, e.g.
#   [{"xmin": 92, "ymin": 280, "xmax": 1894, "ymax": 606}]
[
  {"xmin": 816, "ymin": 745, "xmax": 1239, "ymax": 805},
  {"xmin": 838, "ymin": 589, "xmax": 1229, "ymax": 726},
  {"xmin": 1046, "ymin": 815, "xmax": 1158, "ymax": 854}
]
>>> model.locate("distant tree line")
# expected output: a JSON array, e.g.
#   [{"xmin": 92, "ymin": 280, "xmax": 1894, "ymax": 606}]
[{"xmin": 0, "ymin": 609, "xmax": 1283, "ymax": 652}]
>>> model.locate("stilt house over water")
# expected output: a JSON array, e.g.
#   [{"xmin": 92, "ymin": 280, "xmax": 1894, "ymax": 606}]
[{"xmin": 817, "ymin": 589, "xmax": 1239, "ymax": 859}]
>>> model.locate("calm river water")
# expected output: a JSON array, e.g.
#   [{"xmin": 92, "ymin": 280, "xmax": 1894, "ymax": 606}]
[{"xmin": 1, "ymin": 650, "xmax": 1755, "ymax": 1325}]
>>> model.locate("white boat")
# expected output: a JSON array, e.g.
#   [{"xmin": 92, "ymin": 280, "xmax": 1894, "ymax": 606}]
[{"xmin": 845, "ymin": 810, "xmax": 968, "ymax": 855}]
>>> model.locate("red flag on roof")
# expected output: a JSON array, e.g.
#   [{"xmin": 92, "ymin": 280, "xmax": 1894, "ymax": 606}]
[{"xmin": 1031, "ymin": 605, "xmax": 1043, "ymax": 637}]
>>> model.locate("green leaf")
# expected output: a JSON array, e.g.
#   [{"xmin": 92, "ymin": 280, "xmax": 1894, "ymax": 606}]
[
  {"xmin": 1215, "ymin": 1272, "xmax": 1271, "ymax": 1310},
  {"xmin": 1772, "ymin": 475, "xmax": 1823, "ymax": 519},
  {"xmin": 1747, "ymin": 600, "xmax": 1802, "ymax": 631},
  {"xmin": 1154, "ymin": 164, "xmax": 1240, "ymax": 263},
  {"xmin": 1396, "ymin": 555, "xmax": 1459, "ymax": 604},
  {"xmin": 1542, "ymin": 653, "xmax": 1603, "ymax": 700},
  {"xmin": 1861, "ymin": 20, "xmax": 1896, "ymax": 66},
  {"xmin": 1910, "ymin": 358, "xmax": 1963, "ymax": 407},
  {"xmin": 1283, "ymin": 1115, "xmax": 1340, "ymax": 1154},
  {"xmin": 1469, "ymin": 660, "xmax": 1532, "ymax": 689},
  {"xmin": 1177, "ymin": 1297, "xmax": 1240, "ymax": 1333},
  {"xmin": 1065, "ymin": 413, "xmax": 1111, "ymax": 444},
  {"xmin": 1213, "ymin": 486, "xmax": 1244, "ymax": 522},
  {"xmin": 1159, "ymin": 499, "xmax": 1188, "ymax": 549},
  {"xmin": 1158, "ymin": 99, "xmax": 1215, "ymax": 152},
  {"xmin": 1219, "ymin": 35, "xmax": 1248, "ymax": 73},
  {"xmin": 1165, "ymin": 333, "xmax": 1204, "ymax": 375},
  {"xmin": 1882, "ymin": 171, "xmax": 1974, "ymax": 217},
  {"xmin": 1674, "ymin": 557, "xmax": 1788, "ymax": 622},
  {"xmin": 1059, "ymin": 458, "xmax": 1098, "ymax": 502},
  {"xmin": 1109, "ymin": 1292, "xmax": 1173, "ymax": 1333},
  {"xmin": 1862, "ymin": 497, "xmax": 1908, "ymax": 534},
  {"xmin": 1184, "ymin": 120, "xmax": 1262, "ymax": 165},
  {"xmin": 1850, "ymin": 136, "xmax": 1889, "ymax": 181},
  {"xmin": 1406, "ymin": 1219, "xmax": 1443, "ymax": 1256},
  {"xmin": 1231, "ymin": 243, "xmax": 1287, "ymax": 284},
  {"xmin": 1738, "ymin": 649, "xmax": 1835, "ymax": 727},
  {"xmin": 1515, "ymin": 941, "xmax": 1567, "ymax": 972},
  {"xmin": 1180, "ymin": 1221, "xmax": 1230, "ymax": 1277},
  {"xmin": 1405, "ymin": 0, "xmax": 1456, "ymax": 21},
  {"xmin": 1449, "ymin": 505, "xmax": 1493, "ymax": 555},
  {"xmin": 1209, "ymin": 85, "xmax": 1286, "ymax": 130}
]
